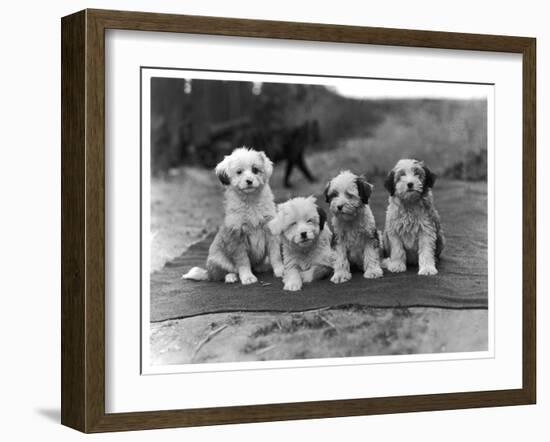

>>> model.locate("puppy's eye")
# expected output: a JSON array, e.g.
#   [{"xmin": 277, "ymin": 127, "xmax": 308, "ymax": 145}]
[
  {"xmin": 252, "ymin": 166, "xmax": 260, "ymax": 174},
  {"xmin": 236, "ymin": 169, "xmax": 243, "ymax": 175},
  {"xmin": 307, "ymin": 219, "xmax": 314, "ymax": 224},
  {"xmin": 345, "ymin": 191, "xmax": 354, "ymax": 198}
]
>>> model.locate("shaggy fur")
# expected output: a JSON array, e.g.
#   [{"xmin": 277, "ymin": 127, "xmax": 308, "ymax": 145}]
[
  {"xmin": 268, "ymin": 196, "xmax": 334, "ymax": 291},
  {"xmin": 182, "ymin": 147, "xmax": 283, "ymax": 285},
  {"xmin": 324, "ymin": 170, "xmax": 383, "ymax": 283},
  {"xmin": 382, "ymin": 159, "xmax": 445, "ymax": 276}
]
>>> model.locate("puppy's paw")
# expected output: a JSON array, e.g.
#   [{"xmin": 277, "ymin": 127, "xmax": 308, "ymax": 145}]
[
  {"xmin": 331, "ymin": 271, "xmax": 352, "ymax": 284},
  {"xmin": 384, "ymin": 259, "xmax": 407, "ymax": 273},
  {"xmin": 283, "ymin": 280, "xmax": 302, "ymax": 291},
  {"xmin": 273, "ymin": 264, "xmax": 284, "ymax": 278},
  {"xmin": 418, "ymin": 265, "xmax": 438, "ymax": 276},
  {"xmin": 363, "ymin": 266, "xmax": 384, "ymax": 279},
  {"xmin": 224, "ymin": 273, "xmax": 238, "ymax": 284},
  {"xmin": 240, "ymin": 273, "xmax": 258, "ymax": 285}
]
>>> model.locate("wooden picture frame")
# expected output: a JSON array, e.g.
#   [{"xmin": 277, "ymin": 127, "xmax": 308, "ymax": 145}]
[{"xmin": 61, "ymin": 8, "xmax": 536, "ymax": 433}]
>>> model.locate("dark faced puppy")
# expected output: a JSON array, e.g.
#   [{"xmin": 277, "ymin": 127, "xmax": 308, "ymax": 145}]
[
  {"xmin": 382, "ymin": 159, "xmax": 444, "ymax": 276},
  {"xmin": 325, "ymin": 170, "xmax": 383, "ymax": 282},
  {"xmin": 325, "ymin": 171, "xmax": 372, "ymax": 221},
  {"xmin": 384, "ymin": 159, "xmax": 436, "ymax": 201}
]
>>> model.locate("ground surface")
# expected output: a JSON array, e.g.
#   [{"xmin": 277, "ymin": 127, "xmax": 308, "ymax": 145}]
[
  {"xmin": 151, "ymin": 307, "xmax": 487, "ymax": 365},
  {"xmin": 150, "ymin": 142, "xmax": 488, "ymax": 365}
]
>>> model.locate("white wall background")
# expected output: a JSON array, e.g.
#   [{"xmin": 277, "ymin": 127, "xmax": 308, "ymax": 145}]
[{"xmin": 0, "ymin": 0, "xmax": 546, "ymax": 440}]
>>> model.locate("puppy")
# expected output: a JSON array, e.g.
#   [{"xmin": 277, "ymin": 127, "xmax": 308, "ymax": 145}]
[
  {"xmin": 183, "ymin": 147, "xmax": 284, "ymax": 285},
  {"xmin": 325, "ymin": 170, "xmax": 383, "ymax": 283},
  {"xmin": 267, "ymin": 196, "xmax": 334, "ymax": 291},
  {"xmin": 382, "ymin": 159, "xmax": 445, "ymax": 276}
]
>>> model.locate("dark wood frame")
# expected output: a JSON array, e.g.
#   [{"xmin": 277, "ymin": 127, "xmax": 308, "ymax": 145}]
[{"xmin": 61, "ymin": 8, "xmax": 536, "ymax": 433}]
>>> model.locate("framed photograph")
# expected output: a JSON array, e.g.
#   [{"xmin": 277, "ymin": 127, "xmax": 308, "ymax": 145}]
[{"xmin": 61, "ymin": 9, "xmax": 536, "ymax": 433}]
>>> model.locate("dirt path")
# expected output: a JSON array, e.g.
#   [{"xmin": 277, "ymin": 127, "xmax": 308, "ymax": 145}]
[
  {"xmin": 150, "ymin": 168, "xmax": 224, "ymax": 272},
  {"xmin": 151, "ymin": 307, "xmax": 487, "ymax": 365}
]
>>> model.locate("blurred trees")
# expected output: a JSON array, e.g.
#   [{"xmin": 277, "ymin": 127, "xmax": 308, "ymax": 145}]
[
  {"xmin": 150, "ymin": 77, "xmax": 487, "ymax": 181},
  {"xmin": 150, "ymin": 77, "xmax": 383, "ymax": 173}
]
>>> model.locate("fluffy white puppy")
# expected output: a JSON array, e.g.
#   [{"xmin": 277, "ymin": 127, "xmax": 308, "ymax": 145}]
[
  {"xmin": 267, "ymin": 196, "xmax": 334, "ymax": 291},
  {"xmin": 183, "ymin": 147, "xmax": 284, "ymax": 285},
  {"xmin": 324, "ymin": 170, "xmax": 383, "ymax": 283},
  {"xmin": 382, "ymin": 159, "xmax": 445, "ymax": 276}
]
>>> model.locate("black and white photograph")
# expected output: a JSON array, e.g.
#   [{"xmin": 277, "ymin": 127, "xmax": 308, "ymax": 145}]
[{"xmin": 143, "ymin": 69, "xmax": 491, "ymax": 370}]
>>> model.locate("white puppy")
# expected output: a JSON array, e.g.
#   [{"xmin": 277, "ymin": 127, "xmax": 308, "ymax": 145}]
[
  {"xmin": 267, "ymin": 196, "xmax": 334, "ymax": 291},
  {"xmin": 183, "ymin": 147, "xmax": 284, "ymax": 285},
  {"xmin": 325, "ymin": 170, "xmax": 383, "ymax": 283},
  {"xmin": 382, "ymin": 159, "xmax": 445, "ymax": 276}
]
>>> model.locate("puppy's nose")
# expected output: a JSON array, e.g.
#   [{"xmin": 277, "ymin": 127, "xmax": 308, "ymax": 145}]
[
  {"xmin": 246, "ymin": 179, "xmax": 253, "ymax": 185},
  {"xmin": 407, "ymin": 182, "xmax": 414, "ymax": 189},
  {"xmin": 337, "ymin": 205, "xmax": 343, "ymax": 211},
  {"xmin": 300, "ymin": 232, "xmax": 307, "ymax": 239}
]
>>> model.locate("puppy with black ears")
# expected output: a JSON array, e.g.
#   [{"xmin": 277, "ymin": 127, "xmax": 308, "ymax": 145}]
[
  {"xmin": 382, "ymin": 159, "xmax": 444, "ymax": 276},
  {"xmin": 183, "ymin": 147, "xmax": 284, "ymax": 285},
  {"xmin": 267, "ymin": 196, "xmax": 334, "ymax": 291},
  {"xmin": 325, "ymin": 170, "xmax": 383, "ymax": 283}
]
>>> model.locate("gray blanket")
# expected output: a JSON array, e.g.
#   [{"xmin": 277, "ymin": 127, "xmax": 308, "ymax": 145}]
[{"xmin": 150, "ymin": 180, "xmax": 488, "ymax": 322}]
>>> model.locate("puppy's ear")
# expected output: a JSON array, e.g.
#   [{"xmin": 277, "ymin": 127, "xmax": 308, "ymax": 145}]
[
  {"xmin": 317, "ymin": 207, "xmax": 327, "ymax": 231},
  {"xmin": 215, "ymin": 157, "xmax": 231, "ymax": 186},
  {"xmin": 259, "ymin": 151, "xmax": 274, "ymax": 179},
  {"xmin": 423, "ymin": 166, "xmax": 436, "ymax": 189},
  {"xmin": 355, "ymin": 175, "xmax": 373, "ymax": 204},
  {"xmin": 384, "ymin": 171, "xmax": 396, "ymax": 196},
  {"xmin": 324, "ymin": 182, "xmax": 332, "ymax": 203},
  {"xmin": 267, "ymin": 211, "xmax": 284, "ymax": 236}
]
